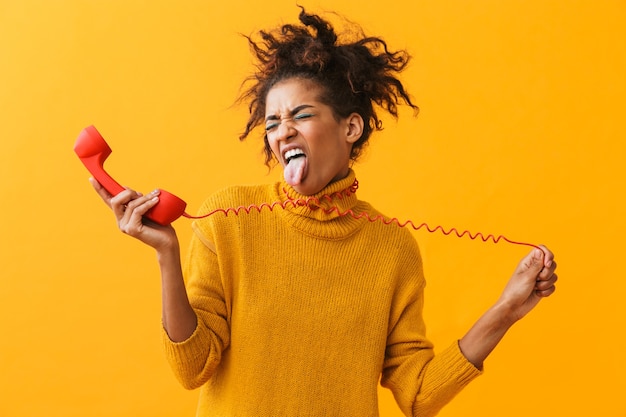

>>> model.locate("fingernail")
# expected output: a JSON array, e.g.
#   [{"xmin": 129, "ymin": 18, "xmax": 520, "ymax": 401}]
[{"xmin": 533, "ymin": 248, "xmax": 543, "ymax": 259}]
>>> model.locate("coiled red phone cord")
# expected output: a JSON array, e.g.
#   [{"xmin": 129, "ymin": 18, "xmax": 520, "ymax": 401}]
[{"xmin": 183, "ymin": 179, "xmax": 539, "ymax": 250}]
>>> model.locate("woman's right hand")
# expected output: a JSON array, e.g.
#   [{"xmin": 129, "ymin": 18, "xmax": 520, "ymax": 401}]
[
  {"xmin": 90, "ymin": 177, "xmax": 196, "ymax": 342},
  {"xmin": 89, "ymin": 177, "xmax": 178, "ymax": 251}
]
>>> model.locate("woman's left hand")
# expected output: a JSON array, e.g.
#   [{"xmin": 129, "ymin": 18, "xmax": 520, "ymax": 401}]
[
  {"xmin": 459, "ymin": 245, "xmax": 558, "ymax": 368},
  {"xmin": 498, "ymin": 245, "xmax": 558, "ymax": 323}
]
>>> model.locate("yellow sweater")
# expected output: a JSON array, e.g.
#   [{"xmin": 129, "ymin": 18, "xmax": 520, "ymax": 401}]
[{"xmin": 162, "ymin": 170, "xmax": 481, "ymax": 416}]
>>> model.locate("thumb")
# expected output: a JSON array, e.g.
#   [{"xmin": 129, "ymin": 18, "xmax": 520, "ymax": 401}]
[
  {"xmin": 517, "ymin": 248, "xmax": 545, "ymax": 279},
  {"xmin": 89, "ymin": 176, "xmax": 113, "ymax": 205}
]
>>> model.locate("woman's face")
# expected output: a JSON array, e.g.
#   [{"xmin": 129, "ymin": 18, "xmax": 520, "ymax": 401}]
[{"xmin": 264, "ymin": 78, "xmax": 362, "ymax": 196}]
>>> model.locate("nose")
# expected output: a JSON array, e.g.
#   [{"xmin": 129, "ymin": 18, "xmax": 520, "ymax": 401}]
[{"xmin": 274, "ymin": 119, "xmax": 297, "ymax": 142}]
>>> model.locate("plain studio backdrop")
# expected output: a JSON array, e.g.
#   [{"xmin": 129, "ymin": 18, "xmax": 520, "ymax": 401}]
[{"xmin": 1, "ymin": 1, "xmax": 624, "ymax": 416}]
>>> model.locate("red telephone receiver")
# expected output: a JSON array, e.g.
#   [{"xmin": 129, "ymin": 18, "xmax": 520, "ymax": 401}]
[{"xmin": 74, "ymin": 125, "xmax": 187, "ymax": 226}]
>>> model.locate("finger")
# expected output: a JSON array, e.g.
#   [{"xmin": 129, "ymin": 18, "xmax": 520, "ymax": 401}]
[
  {"xmin": 535, "ymin": 285, "xmax": 556, "ymax": 298},
  {"xmin": 121, "ymin": 200, "xmax": 161, "ymax": 236},
  {"xmin": 122, "ymin": 189, "xmax": 159, "ymax": 213},
  {"xmin": 535, "ymin": 273, "xmax": 557, "ymax": 297},
  {"xmin": 518, "ymin": 247, "xmax": 545, "ymax": 279},
  {"xmin": 89, "ymin": 177, "xmax": 114, "ymax": 207},
  {"xmin": 537, "ymin": 260, "xmax": 557, "ymax": 281},
  {"xmin": 119, "ymin": 191, "xmax": 160, "ymax": 233},
  {"xmin": 535, "ymin": 273, "xmax": 558, "ymax": 291},
  {"xmin": 537, "ymin": 244, "xmax": 554, "ymax": 269},
  {"xmin": 110, "ymin": 189, "xmax": 144, "ymax": 219}
]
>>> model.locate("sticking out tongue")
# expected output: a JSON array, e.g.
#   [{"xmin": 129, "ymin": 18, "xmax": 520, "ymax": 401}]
[{"xmin": 284, "ymin": 155, "xmax": 306, "ymax": 186}]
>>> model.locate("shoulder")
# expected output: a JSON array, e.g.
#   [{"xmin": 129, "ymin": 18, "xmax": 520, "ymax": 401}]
[
  {"xmin": 360, "ymin": 202, "xmax": 420, "ymax": 244},
  {"xmin": 352, "ymin": 201, "xmax": 423, "ymax": 267}
]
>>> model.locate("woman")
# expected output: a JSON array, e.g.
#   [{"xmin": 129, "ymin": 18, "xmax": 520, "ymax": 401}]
[{"xmin": 91, "ymin": 8, "xmax": 557, "ymax": 417}]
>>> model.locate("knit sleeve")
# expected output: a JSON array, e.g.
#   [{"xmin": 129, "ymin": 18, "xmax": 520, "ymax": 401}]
[
  {"xmin": 380, "ymin": 249, "xmax": 482, "ymax": 417},
  {"xmin": 161, "ymin": 224, "xmax": 230, "ymax": 390}
]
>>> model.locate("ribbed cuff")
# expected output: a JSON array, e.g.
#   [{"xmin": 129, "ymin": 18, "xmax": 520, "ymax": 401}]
[
  {"xmin": 411, "ymin": 341, "xmax": 483, "ymax": 417},
  {"xmin": 160, "ymin": 322, "xmax": 212, "ymax": 389}
]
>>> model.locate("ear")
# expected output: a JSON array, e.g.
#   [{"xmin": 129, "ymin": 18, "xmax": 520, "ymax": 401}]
[{"xmin": 344, "ymin": 113, "xmax": 364, "ymax": 144}]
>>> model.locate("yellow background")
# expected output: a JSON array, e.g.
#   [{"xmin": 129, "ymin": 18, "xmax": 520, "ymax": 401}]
[{"xmin": 1, "ymin": 0, "xmax": 624, "ymax": 416}]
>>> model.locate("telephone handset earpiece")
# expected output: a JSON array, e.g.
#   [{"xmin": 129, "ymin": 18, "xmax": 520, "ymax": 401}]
[{"xmin": 74, "ymin": 125, "xmax": 187, "ymax": 226}]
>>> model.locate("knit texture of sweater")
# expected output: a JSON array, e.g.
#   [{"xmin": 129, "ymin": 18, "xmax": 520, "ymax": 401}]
[{"xmin": 162, "ymin": 170, "xmax": 481, "ymax": 417}]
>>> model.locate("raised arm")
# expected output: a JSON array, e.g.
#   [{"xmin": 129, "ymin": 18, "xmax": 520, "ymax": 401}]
[
  {"xmin": 90, "ymin": 177, "xmax": 197, "ymax": 342},
  {"xmin": 458, "ymin": 245, "xmax": 558, "ymax": 369}
]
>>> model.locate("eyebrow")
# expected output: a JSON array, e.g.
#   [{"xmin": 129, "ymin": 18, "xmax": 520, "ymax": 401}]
[{"xmin": 265, "ymin": 104, "xmax": 315, "ymax": 122}]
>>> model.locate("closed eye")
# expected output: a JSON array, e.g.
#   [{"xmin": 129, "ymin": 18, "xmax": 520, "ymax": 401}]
[
  {"xmin": 264, "ymin": 105, "xmax": 315, "ymax": 132},
  {"xmin": 294, "ymin": 112, "xmax": 313, "ymax": 120},
  {"xmin": 265, "ymin": 122, "xmax": 279, "ymax": 131},
  {"xmin": 265, "ymin": 113, "xmax": 313, "ymax": 131}
]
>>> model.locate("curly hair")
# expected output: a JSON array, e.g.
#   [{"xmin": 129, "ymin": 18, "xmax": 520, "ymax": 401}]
[{"xmin": 238, "ymin": 7, "xmax": 419, "ymax": 166}]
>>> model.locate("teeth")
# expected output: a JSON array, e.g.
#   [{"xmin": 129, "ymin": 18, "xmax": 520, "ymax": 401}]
[{"xmin": 284, "ymin": 148, "xmax": 305, "ymax": 162}]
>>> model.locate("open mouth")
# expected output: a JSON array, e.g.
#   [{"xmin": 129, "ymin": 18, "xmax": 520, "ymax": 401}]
[
  {"xmin": 284, "ymin": 148, "xmax": 305, "ymax": 164},
  {"xmin": 283, "ymin": 148, "xmax": 307, "ymax": 186}
]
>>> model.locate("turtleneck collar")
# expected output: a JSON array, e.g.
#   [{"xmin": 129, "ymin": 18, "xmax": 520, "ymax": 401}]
[{"xmin": 272, "ymin": 169, "xmax": 369, "ymax": 239}]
